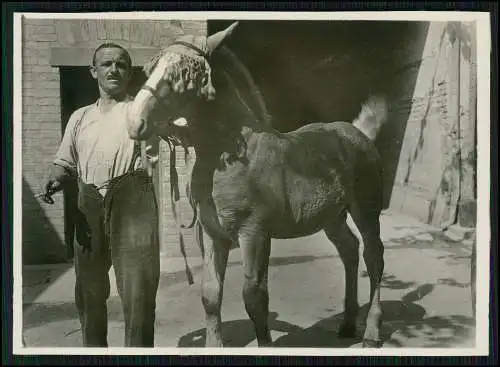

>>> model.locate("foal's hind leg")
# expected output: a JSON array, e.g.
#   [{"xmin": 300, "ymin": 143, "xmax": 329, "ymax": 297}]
[
  {"xmin": 239, "ymin": 224, "xmax": 272, "ymax": 346},
  {"xmin": 351, "ymin": 206, "xmax": 385, "ymax": 347},
  {"xmin": 324, "ymin": 217, "xmax": 360, "ymax": 338}
]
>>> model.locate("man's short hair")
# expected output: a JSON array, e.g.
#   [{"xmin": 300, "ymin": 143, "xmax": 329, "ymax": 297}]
[{"xmin": 92, "ymin": 42, "xmax": 133, "ymax": 67}]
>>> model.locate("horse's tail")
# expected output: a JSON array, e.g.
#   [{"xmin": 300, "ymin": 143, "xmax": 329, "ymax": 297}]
[{"xmin": 352, "ymin": 95, "xmax": 388, "ymax": 141}]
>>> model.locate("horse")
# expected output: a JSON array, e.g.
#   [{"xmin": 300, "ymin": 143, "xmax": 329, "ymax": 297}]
[{"xmin": 126, "ymin": 22, "xmax": 389, "ymax": 348}]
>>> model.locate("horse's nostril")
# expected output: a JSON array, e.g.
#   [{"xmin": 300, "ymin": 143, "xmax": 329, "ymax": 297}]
[{"xmin": 207, "ymin": 90, "xmax": 216, "ymax": 101}]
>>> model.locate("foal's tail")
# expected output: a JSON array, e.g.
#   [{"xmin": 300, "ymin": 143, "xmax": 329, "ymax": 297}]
[{"xmin": 352, "ymin": 95, "xmax": 388, "ymax": 141}]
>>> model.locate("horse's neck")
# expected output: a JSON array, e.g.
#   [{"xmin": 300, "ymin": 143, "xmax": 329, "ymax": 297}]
[{"xmin": 194, "ymin": 94, "xmax": 268, "ymax": 156}]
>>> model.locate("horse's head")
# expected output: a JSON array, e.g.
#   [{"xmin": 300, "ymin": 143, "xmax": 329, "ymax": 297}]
[{"xmin": 127, "ymin": 22, "xmax": 239, "ymax": 140}]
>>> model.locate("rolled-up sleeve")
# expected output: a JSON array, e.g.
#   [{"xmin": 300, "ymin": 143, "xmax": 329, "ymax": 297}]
[{"xmin": 53, "ymin": 108, "xmax": 84, "ymax": 174}]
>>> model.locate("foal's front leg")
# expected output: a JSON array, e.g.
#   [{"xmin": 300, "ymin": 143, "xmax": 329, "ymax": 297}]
[
  {"xmin": 201, "ymin": 231, "xmax": 231, "ymax": 347},
  {"xmin": 239, "ymin": 225, "xmax": 272, "ymax": 347}
]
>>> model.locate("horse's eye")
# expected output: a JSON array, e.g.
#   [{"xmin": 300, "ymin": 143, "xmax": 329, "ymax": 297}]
[{"xmin": 201, "ymin": 74, "xmax": 209, "ymax": 86}]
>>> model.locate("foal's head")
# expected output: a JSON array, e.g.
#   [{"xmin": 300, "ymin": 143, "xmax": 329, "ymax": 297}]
[{"xmin": 128, "ymin": 22, "xmax": 239, "ymax": 139}]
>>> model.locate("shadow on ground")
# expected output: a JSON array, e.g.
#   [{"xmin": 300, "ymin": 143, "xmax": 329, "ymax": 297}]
[
  {"xmin": 158, "ymin": 254, "xmax": 337, "ymax": 289},
  {"xmin": 23, "ymin": 254, "xmax": 337, "ymax": 332},
  {"xmin": 23, "ymin": 225, "xmax": 475, "ymax": 348},
  {"xmin": 386, "ymin": 228, "xmax": 474, "ymax": 254},
  {"xmin": 23, "ymin": 295, "xmax": 126, "ymax": 331},
  {"xmin": 178, "ymin": 283, "xmax": 475, "ymax": 348},
  {"xmin": 22, "ymin": 265, "xmax": 73, "ymax": 307}
]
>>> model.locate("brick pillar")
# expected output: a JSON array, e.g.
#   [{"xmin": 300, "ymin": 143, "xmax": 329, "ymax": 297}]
[{"xmin": 21, "ymin": 18, "xmax": 66, "ymax": 264}]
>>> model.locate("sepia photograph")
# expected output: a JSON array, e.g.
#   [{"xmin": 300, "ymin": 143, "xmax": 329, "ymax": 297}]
[{"xmin": 11, "ymin": 10, "xmax": 491, "ymax": 357}]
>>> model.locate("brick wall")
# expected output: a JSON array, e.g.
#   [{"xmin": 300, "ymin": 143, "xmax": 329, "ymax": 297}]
[
  {"xmin": 21, "ymin": 17, "xmax": 207, "ymax": 264},
  {"xmin": 22, "ymin": 18, "xmax": 66, "ymax": 264}
]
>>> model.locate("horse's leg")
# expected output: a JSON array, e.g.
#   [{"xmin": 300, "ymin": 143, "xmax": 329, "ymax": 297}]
[
  {"xmin": 324, "ymin": 216, "xmax": 360, "ymax": 338},
  {"xmin": 350, "ymin": 206, "xmax": 385, "ymax": 348},
  {"xmin": 201, "ymin": 232, "xmax": 231, "ymax": 347},
  {"xmin": 239, "ymin": 224, "xmax": 272, "ymax": 346}
]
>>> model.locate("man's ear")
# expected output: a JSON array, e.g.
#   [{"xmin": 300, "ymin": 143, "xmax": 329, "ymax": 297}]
[{"xmin": 89, "ymin": 65, "xmax": 98, "ymax": 80}]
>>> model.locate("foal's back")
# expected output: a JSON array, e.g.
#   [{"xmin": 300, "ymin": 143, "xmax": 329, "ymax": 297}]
[
  {"xmin": 248, "ymin": 120, "xmax": 384, "ymax": 192},
  {"xmin": 238, "ymin": 120, "xmax": 384, "ymax": 237}
]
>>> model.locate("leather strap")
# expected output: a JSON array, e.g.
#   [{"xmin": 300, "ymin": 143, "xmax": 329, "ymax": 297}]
[{"xmin": 170, "ymin": 40, "xmax": 209, "ymax": 60}]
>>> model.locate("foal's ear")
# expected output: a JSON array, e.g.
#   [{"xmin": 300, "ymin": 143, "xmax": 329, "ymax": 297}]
[{"xmin": 207, "ymin": 21, "xmax": 239, "ymax": 55}]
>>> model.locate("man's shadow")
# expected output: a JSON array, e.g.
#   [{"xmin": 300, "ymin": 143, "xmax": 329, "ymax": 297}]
[{"xmin": 178, "ymin": 283, "xmax": 474, "ymax": 348}]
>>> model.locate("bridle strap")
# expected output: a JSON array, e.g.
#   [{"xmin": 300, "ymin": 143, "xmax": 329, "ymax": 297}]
[
  {"xmin": 140, "ymin": 39, "xmax": 208, "ymax": 101},
  {"xmin": 141, "ymin": 84, "xmax": 167, "ymax": 105},
  {"xmin": 170, "ymin": 40, "xmax": 209, "ymax": 60},
  {"xmin": 137, "ymin": 40, "xmax": 206, "ymax": 285}
]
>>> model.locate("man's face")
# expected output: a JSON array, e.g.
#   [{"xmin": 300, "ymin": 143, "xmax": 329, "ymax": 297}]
[{"xmin": 90, "ymin": 47, "xmax": 132, "ymax": 96}]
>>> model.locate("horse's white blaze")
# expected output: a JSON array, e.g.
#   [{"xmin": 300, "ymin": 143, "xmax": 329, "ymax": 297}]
[{"xmin": 127, "ymin": 58, "xmax": 172, "ymax": 139}]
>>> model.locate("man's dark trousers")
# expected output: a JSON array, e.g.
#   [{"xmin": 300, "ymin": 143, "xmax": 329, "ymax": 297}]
[{"xmin": 74, "ymin": 169, "xmax": 160, "ymax": 347}]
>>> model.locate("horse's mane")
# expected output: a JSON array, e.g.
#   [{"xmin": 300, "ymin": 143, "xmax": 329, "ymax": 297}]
[
  {"xmin": 141, "ymin": 40, "xmax": 274, "ymax": 157},
  {"xmin": 142, "ymin": 41, "xmax": 272, "ymax": 136},
  {"xmin": 211, "ymin": 45, "xmax": 272, "ymax": 128}
]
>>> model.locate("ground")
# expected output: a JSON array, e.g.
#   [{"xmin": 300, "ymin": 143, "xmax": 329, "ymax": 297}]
[{"xmin": 21, "ymin": 209, "xmax": 476, "ymax": 349}]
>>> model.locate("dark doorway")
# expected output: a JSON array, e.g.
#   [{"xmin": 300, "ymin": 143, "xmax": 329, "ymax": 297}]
[
  {"xmin": 207, "ymin": 20, "xmax": 429, "ymax": 209},
  {"xmin": 208, "ymin": 20, "xmax": 424, "ymax": 132},
  {"xmin": 58, "ymin": 67, "xmax": 148, "ymax": 259}
]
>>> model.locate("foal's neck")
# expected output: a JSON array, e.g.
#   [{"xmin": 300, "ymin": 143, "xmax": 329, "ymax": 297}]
[{"xmin": 192, "ymin": 95, "xmax": 268, "ymax": 164}]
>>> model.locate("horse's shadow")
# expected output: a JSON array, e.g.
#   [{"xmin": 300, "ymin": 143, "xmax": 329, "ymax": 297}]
[{"xmin": 178, "ymin": 284, "xmax": 475, "ymax": 348}]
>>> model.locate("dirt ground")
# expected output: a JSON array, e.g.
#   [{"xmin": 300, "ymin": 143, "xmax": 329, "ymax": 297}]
[{"xmin": 21, "ymin": 209, "xmax": 476, "ymax": 350}]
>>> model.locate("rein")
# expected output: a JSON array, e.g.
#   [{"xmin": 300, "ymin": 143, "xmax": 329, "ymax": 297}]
[
  {"xmin": 139, "ymin": 65, "xmax": 201, "ymax": 285},
  {"xmin": 161, "ymin": 135, "xmax": 198, "ymax": 286}
]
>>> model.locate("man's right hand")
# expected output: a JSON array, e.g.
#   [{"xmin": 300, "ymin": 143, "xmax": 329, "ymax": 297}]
[
  {"xmin": 41, "ymin": 179, "xmax": 63, "ymax": 204},
  {"xmin": 40, "ymin": 164, "xmax": 72, "ymax": 205}
]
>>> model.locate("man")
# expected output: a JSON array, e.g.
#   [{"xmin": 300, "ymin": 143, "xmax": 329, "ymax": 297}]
[{"xmin": 42, "ymin": 42, "xmax": 160, "ymax": 348}]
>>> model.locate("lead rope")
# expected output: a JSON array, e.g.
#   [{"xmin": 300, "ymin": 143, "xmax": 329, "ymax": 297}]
[{"xmin": 165, "ymin": 137, "xmax": 195, "ymax": 285}]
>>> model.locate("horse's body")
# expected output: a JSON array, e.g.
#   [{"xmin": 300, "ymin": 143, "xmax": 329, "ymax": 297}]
[
  {"xmin": 188, "ymin": 89, "xmax": 387, "ymax": 347},
  {"xmin": 209, "ymin": 120, "xmax": 383, "ymax": 241},
  {"xmin": 128, "ymin": 23, "xmax": 388, "ymax": 348}
]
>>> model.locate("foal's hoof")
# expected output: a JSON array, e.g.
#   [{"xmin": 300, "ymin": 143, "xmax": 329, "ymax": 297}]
[
  {"xmin": 257, "ymin": 337, "xmax": 273, "ymax": 347},
  {"xmin": 338, "ymin": 324, "xmax": 357, "ymax": 338},
  {"xmin": 258, "ymin": 341, "xmax": 273, "ymax": 347},
  {"xmin": 362, "ymin": 339, "xmax": 383, "ymax": 348},
  {"xmin": 205, "ymin": 339, "xmax": 224, "ymax": 348}
]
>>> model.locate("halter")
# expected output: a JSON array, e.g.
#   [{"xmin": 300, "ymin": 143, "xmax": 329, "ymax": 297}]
[
  {"xmin": 169, "ymin": 40, "xmax": 209, "ymax": 60},
  {"xmin": 136, "ymin": 40, "xmax": 210, "ymax": 286},
  {"xmin": 139, "ymin": 40, "xmax": 209, "ymax": 106}
]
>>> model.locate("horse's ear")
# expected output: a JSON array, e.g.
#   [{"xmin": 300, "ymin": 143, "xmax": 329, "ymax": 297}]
[{"xmin": 207, "ymin": 21, "xmax": 239, "ymax": 55}]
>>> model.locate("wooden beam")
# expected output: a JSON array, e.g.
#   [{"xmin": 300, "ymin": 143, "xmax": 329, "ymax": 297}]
[{"xmin": 50, "ymin": 47, "xmax": 160, "ymax": 67}]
